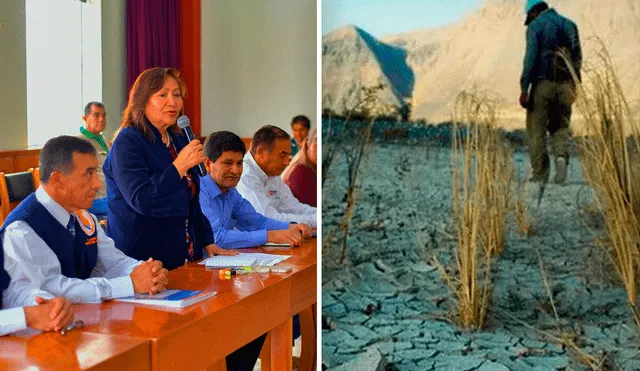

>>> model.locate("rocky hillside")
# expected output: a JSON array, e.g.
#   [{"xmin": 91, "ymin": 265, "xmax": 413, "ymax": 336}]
[{"xmin": 322, "ymin": 0, "xmax": 640, "ymax": 128}]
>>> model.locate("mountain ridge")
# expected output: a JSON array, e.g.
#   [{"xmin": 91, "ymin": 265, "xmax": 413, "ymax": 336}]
[{"xmin": 322, "ymin": 0, "xmax": 640, "ymax": 129}]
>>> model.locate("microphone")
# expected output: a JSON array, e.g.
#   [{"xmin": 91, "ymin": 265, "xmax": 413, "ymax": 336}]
[{"xmin": 177, "ymin": 115, "xmax": 207, "ymax": 177}]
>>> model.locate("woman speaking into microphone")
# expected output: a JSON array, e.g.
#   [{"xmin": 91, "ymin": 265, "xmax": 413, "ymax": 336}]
[{"xmin": 104, "ymin": 67, "xmax": 236, "ymax": 271}]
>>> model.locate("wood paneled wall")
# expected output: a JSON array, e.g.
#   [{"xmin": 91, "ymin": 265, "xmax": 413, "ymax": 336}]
[
  {"xmin": 0, "ymin": 138, "xmax": 252, "ymax": 175},
  {"xmin": 0, "ymin": 149, "xmax": 40, "ymax": 174}
]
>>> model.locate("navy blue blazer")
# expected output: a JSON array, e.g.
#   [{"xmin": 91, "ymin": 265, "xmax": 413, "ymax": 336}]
[
  {"xmin": 103, "ymin": 121, "xmax": 214, "ymax": 270},
  {"xmin": 0, "ymin": 242, "xmax": 10, "ymax": 303}
]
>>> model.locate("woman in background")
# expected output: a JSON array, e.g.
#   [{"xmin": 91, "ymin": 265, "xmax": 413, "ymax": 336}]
[
  {"xmin": 289, "ymin": 115, "xmax": 311, "ymax": 156},
  {"xmin": 282, "ymin": 128, "xmax": 317, "ymax": 207}
]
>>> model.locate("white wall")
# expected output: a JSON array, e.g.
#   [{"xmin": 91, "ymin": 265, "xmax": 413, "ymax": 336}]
[
  {"xmin": 25, "ymin": 0, "xmax": 103, "ymax": 147},
  {"xmin": 100, "ymin": 0, "xmax": 126, "ymax": 142},
  {"xmin": 0, "ymin": 1, "xmax": 28, "ymax": 150},
  {"xmin": 0, "ymin": 0, "xmax": 125, "ymax": 150},
  {"xmin": 0, "ymin": 0, "xmax": 313, "ymax": 149},
  {"xmin": 201, "ymin": 0, "xmax": 317, "ymax": 138}
]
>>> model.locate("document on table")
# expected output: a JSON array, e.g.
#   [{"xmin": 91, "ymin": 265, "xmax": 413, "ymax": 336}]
[
  {"xmin": 198, "ymin": 253, "xmax": 291, "ymax": 267},
  {"xmin": 250, "ymin": 253, "xmax": 291, "ymax": 266},
  {"xmin": 117, "ymin": 290, "xmax": 216, "ymax": 308}
]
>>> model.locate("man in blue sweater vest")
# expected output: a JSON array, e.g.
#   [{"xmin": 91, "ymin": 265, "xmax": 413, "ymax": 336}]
[
  {"xmin": 1, "ymin": 136, "xmax": 168, "ymax": 305},
  {"xmin": 1, "ymin": 247, "xmax": 74, "ymax": 336}
]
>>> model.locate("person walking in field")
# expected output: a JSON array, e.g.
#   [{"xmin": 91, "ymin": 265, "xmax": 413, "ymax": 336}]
[{"xmin": 519, "ymin": 0, "xmax": 582, "ymax": 184}]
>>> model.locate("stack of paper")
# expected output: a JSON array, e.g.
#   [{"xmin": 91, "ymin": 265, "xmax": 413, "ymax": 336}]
[
  {"xmin": 197, "ymin": 255, "xmax": 257, "ymax": 268},
  {"xmin": 198, "ymin": 253, "xmax": 291, "ymax": 267},
  {"xmin": 249, "ymin": 253, "xmax": 290, "ymax": 266}
]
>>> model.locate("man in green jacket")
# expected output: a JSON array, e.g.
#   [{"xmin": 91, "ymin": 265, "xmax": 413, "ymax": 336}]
[{"xmin": 77, "ymin": 101, "xmax": 110, "ymax": 215}]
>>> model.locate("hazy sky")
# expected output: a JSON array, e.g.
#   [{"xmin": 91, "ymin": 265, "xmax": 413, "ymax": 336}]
[{"xmin": 323, "ymin": 0, "xmax": 484, "ymax": 38}]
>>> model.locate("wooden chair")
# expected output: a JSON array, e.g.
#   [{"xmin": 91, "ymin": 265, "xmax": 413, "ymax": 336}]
[
  {"xmin": 0, "ymin": 171, "xmax": 37, "ymax": 225},
  {"xmin": 242, "ymin": 138, "xmax": 252, "ymax": 151},
  {"xmin": 0, "ymin": 168, "xmax": 40, "ymax": 225},
  {"xmin": 29, "ymin": 167, "xmax": 40, "ymax": 189},
  {"xmin": 0, "ymin": 173, "xmax": 7, "ymax": 226}
]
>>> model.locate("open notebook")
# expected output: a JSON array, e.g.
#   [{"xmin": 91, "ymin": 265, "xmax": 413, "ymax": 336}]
[
  {"xmin": 116, "ymin": 290, "xmax": 216, "ymax": 308},
  {"xmin": 198, "ymin": 253, "xmax": 290, "ymax": 268},
  {"xmin": 197, "ymin": 255, "xmax": 257, "ymax": 268}
]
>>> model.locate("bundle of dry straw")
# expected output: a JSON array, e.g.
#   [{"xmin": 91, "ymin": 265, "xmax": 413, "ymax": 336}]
[
  {"xmin": 568, "ymin": 41, "xmax": 640, "ymax": 312},
  {"xmin": 439, "ymin": 91, "xmax": 514, "ymax": 329}
]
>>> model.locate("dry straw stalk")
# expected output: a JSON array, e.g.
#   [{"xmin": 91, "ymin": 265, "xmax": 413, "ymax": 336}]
[
  {"xmin": 446, "ymin": 91, "xmax": 514, "ymax": 329},
  {"xmin": 567, "ymin": 40, "xmax": 640, "ymax": 308}
]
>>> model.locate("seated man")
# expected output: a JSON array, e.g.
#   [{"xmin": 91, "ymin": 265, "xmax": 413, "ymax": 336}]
[
  {"xmin": 236, "ymin": 125, "xmax": 317, "ymax": 228},
  {"xmin": 200, "ymin": 131, "xmax": 312, "ymax": 249},
  {"xmin": 77, "ymin": 101, "xmax": 109, "ymax": 217},
  {"xmin": 1, "ymin": 250, "xmax": 73, "ymax": 336},
  {"xmin": 1, "ymin": 136, "xmax": 167, "ymax": 305}
]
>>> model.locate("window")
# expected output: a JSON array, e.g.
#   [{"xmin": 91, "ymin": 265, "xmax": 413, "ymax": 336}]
[{"xmin": 26, "ymin": 0, "xmax": 102, "ymax": 147}]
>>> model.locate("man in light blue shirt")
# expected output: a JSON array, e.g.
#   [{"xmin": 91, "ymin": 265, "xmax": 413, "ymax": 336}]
[{"xmin": 200, "ymin": 131, "xmax": 312, "ymax": 249}]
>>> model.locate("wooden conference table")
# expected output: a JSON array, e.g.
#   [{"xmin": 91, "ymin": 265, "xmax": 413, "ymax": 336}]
[
  {"xmin": 0, "ymin": 238, "xmax": 317, "ymax": 371},
  {"xmin": 0, "ymin": 331, "xmax": 150, "ymax": 370}
]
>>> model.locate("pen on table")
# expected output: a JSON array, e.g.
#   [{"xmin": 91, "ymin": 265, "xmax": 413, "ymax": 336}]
[{"xmin": 60, "ymin": 320, "xmax": 85, "ymax": 336}]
